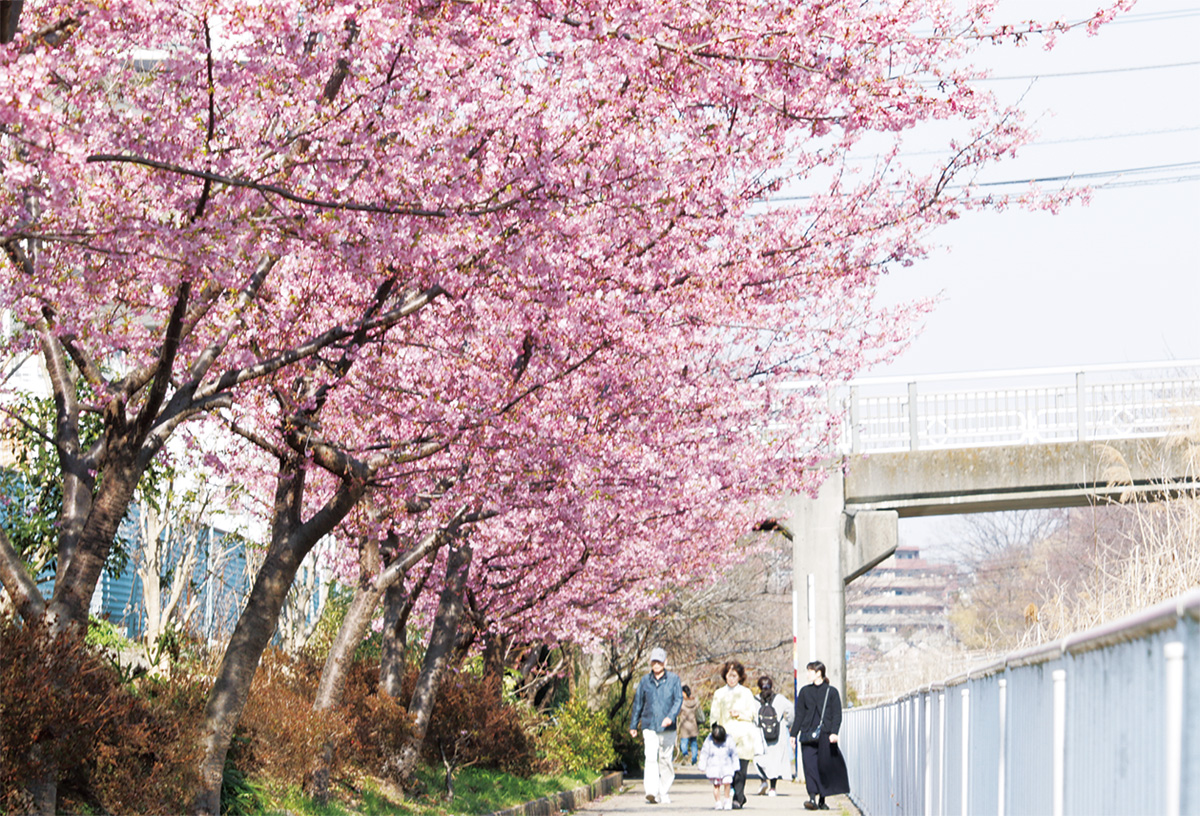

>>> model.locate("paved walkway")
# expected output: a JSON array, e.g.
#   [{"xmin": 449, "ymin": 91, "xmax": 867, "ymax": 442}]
[{"xmin": 577, "ymin": 766, "xmax": 859, "ymax": 816}]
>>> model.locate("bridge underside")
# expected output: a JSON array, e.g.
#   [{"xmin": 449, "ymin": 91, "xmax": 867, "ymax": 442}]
[
  {"xmin": 782, "ymin": 435, "xmax": 1197, "ymax": 694},
  {"xmin": 844, "ymin": 436, "xmax": 1199, "ymax": 516}
]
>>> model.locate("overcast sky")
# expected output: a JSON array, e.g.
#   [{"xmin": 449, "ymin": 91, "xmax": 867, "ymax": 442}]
[
  {"xmin": 872, "ymin": 0, "xmax": 1200, "ymax": 379},
  {"xmin": 866, "ymin": 0, "xmax": 1200, "ymax": 555}
]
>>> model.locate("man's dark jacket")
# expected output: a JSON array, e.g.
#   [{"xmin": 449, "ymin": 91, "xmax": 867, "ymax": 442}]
[{"xmin": 629, "ymin": 670, "xmax": 683, "ymax": 733}]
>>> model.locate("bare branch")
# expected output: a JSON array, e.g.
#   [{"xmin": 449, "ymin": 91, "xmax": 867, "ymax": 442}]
[
  {"xmin": 134, "ymin": 281, "xmax": 191, "ymax": 442},
  {"xmin": 193, "ymin": 283, "xmax": 445, "ymax": 403},
  {"xmin": 87, "ymin": 154, "xmax": 544, "ymax": 219}
]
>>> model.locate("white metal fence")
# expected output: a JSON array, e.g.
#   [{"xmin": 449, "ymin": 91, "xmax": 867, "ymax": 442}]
[
  {"xmin": 783, "ymin": 360, "xmax": 1200, "ymax": 454},
  {"xmin": 842, "ymin": 589, "xmax": 1200, "ymax": 816}
]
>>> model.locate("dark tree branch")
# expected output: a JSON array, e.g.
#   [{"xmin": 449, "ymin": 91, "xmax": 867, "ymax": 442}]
[{"xmin": 87, "ymin": 154, "xmax": 544, "ymax": 218}]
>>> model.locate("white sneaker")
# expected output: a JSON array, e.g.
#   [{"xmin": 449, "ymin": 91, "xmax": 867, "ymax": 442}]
[
  {"xmin": 714, "ymin": 803, "xmax": 724, "ymax": 811},
  {"xmin": 659, "ymin": 794, "xmax": 671, "ymax": 804},
  {"xmin": 758, "ymin": 781, "xmax": 769, "ymax": 796},
  {"xmin": 768, "ymin": 789, "xmax": 778, "ymax": 797}
]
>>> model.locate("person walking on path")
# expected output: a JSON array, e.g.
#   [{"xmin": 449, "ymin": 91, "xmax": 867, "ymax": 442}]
[
  {"xmin": 751, "ymin": 675, "xmax": 792, "ymax": 796},
  {"xmin": 790, "ymin": 660, "xmax": 850, "ymax": 811},
  {"xmin": 710, "ymin": 660, "xmax": 760, "ymax": 809},
  {"xmin": 630, "ymin": 647, "xmax": 683, "ymax": 805},
  {"xmin": 698, "ymin": 723, "xmax": 740, "ymax": 810},
  {"xmin": 678, "ymin": 685, "xmax": 703, "ymax": 765}
]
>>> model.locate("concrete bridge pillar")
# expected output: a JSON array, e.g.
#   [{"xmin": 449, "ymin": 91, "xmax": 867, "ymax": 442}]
[{"xmin": 780, "ymin": 467, "xmax": 898, "ymax": 695}]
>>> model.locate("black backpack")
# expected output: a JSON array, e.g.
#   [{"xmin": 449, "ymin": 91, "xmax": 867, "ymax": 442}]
[{"xmin": 758, "ymin": 697, "xmax": 781, "ymax": 743}]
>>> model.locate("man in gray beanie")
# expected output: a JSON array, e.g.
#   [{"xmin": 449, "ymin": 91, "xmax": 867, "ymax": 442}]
[{"xmin": 629, "ymin": 647, "xmax": 683, "ymax": 804}]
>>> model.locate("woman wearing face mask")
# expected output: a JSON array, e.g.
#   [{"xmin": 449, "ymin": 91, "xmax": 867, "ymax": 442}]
[
  {"xmin": 710, "ymin": 661, "xmax": 758, "ymax": 809},
  {"xmin": 790, "ymin": 660, "xmax": 850, "ymax": 811}
]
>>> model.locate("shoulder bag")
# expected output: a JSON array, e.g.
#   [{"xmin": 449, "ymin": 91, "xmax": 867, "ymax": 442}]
[{"xmin": 798, "ymin": 686, "xmax": 831, "ymax": 745}]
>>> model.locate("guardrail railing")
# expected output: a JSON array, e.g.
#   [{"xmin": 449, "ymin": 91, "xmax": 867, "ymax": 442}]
[
  {"xmin": 781, "ymin": 360, "xmax": 1200, "ymax": 454},
  {"xmin": 842, "ymin": 589, "xmax": 1200, "ymax": 816}
]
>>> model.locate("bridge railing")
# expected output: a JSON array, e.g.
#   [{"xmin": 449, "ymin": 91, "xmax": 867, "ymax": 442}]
[
  {"xmin": 781, "ymin": 360, "xmax": 1200, "ymax": 454},
  {"xmin": 842, "ymin": 589, "xmax": 1200, "ymax": 816}
]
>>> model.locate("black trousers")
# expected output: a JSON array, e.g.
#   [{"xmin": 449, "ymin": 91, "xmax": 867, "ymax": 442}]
[{"xmin": 732, "ymin": 758, "xmax": 751, "ymax": 805}]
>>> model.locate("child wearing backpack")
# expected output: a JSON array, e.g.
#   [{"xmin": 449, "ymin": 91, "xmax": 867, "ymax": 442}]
[
  {"xmin": 698, "ymin": 723, "xmax": 740, "ymax": 810},
  {"xmin": 753, "ymin": 675, "xmax": 793, "ymax": 796}
]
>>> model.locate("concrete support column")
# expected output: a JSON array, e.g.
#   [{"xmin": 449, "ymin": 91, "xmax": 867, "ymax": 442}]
[
  {"xmin": 784, "ymin": 468, "xmax": 899, "ymax": 693},
  {"xmin": 785, "ymin": 472, "xmax": 847, "ymax": 691}
]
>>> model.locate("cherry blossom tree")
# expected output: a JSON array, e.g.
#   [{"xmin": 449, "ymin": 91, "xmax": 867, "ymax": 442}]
[{"xmin": 0, "ymin": 0, "xmax": 1134, "ymax": 811}]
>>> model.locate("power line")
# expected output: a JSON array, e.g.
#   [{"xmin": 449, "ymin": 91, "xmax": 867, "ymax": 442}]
[
  {"xmin": 1096, "ymin": 174, "xmax": 1200, "ymax": 189},
  {"xmin": 1030, "ymin": 125, "xmax": 1200, "ymax": 147},
  {"xmin": 1107, "ymin": 8, "xmax": 1200, "ymax": 25},
  {"xmin": 975, "ymin": 160, "xmax": 1200, "ymax": 187},
  {"xmin": 975, "ymin": 59, "xmax": 1200, "ymax": 82},
  {"xmin": 827, "ymin": 126, "xmax": 1200, "ymax": 164},
  {"xmin": 760, "ymin": 161, "xmax": 1200, "ymax": 203}
]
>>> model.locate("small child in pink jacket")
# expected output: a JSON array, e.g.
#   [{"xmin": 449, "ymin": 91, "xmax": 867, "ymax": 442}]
[{"xmin": 698, "ymin": 724, "xmax": 740, "ymax": 810}]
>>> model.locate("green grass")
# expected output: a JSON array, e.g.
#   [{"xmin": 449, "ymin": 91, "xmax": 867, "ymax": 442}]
[{"xmin": 259, "ymin": 766, "xmax": 603, "ymax": 815}]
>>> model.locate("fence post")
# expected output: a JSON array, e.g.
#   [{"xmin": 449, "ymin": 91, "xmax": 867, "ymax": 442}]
[
  {"xmin": 924, "ymin": 689, "xmax": 933, "ymax": 816},
  {"xmin": 1165, "ymin": 642, "xmax": 1185, "ymax": 816},
  {"xmin": 1052, "ymin": 669, "xmax": 1066, "ymax": 816},
  {"xmin": 961, "ymin": 687, "xmax": 970, "ymax": 816},
  {"xmin": 908, "ymin": 381, "xmax": 920, "ymax": 450},
  {"xmin": 938, "ymin": 690, "xmax": 946, "ymax": 816},
  {"xmin": 998, "ymin": 678, "xmax": 1007, "ymax": 816},
  {"xmin": 1075, "ymin": 372, "xmax": 1087, "ymax": 441}
]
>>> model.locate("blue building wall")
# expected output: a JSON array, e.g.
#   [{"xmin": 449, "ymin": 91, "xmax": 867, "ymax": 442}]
[
  {"xmin": 5, "ymin": 470, "xmax": 325, "ymax": 644},
  {"xmin": 89, "ymin": 520, "xmax": 261, "ymax": 642}
]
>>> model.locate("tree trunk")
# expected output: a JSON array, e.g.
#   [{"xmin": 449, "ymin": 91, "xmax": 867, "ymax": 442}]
[
  {"xmin": 378, "ymin": 580, "xmax": 411, "ymax": 698},
  {"xmin": 27, "ymin": 750, "xmax": 56, "ymax": 816},
  {"xmin": 379, "ymin": 555, "xmax": 437, "ymax": 698},
  {"xmin": 316, "ymin": 526, "xmax": 449, "ymax": 710},
  {"xmin": 10, "ymin": 459, "xmax": 143, "ymax": 812},
  {"xmin": 313, "ymin": 525, "xmax": 451, "ymax": 802},
  {"xmin": 308, "ymin": 576, "xmax": 385, "ymax": 803},
  {"xmin": 191, "ymin": 541, "xmax": 307, "ymax": 815},
  {"xmin": 389, "ymin": 540, "xmax": 472, "ymax": 785},
  {"xmin": 190, "ymin": 453, "xmax": 365, "ymax": 816},
  {"xmin": 46, "ymin": 459, "xmax": 142, "ymax": 635},
  {"xmin": 481, "ymin": 631, "xmax": 510, "ymax": 702}
]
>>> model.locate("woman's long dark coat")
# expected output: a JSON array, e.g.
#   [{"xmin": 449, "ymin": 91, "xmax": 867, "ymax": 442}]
[{"xmin": 791, "ymin": 681, "xmax": 850, "ymax": 796}]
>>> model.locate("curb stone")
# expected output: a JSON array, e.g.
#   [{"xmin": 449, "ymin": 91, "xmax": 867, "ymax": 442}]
[{"xmin": 485, "ymin": 771, "xmax": 624, "ymax": 816}]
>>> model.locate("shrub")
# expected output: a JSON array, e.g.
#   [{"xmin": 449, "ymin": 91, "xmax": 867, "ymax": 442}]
[
  {"xmin": 235, "ymin": 649, "xmax": 352, "ymax": 787},
  {"xmin": 539, "ymin": 697, "xmax": 617, "ymax": 775},
  {"xmin": 339, "ymin": 658, "xmax": 413, "ymax": 771},
  {"xmin": 221, "ymin": 736, "xmax": 269, "ymax": 816},
  {"xmin": 421, "ymin": 668, "xmax": 539, "ymax": 776},
  {"xmin": 84, "ymin": 615, "xmax": 131, "ymax": 652},
  {"xmin": 0, "ymin": 614, "xmax": 200, "ymax": 814},
  {"xmin": 338, "ymin": 660, "xmax": 540, "ymax": 781}
]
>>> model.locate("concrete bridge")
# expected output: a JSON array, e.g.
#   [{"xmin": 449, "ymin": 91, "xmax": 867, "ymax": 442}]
[{"xmin": 773, "ymin": 360, "xmax": 1200, "ymax": 692}]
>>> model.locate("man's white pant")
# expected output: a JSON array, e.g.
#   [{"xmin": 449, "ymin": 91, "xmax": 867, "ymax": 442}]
[{"xmin": 642, "ymin": 729, "xmax": 676, "ymax": 799}]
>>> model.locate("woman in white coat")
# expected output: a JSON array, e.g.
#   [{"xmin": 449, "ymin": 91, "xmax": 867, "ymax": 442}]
[
  {"xmin": 710, "ymin": 661, "xmax": 759, "ymax": 809},
  {"xmin": 751, "ymin": 675, "xmax": 792, "ymax": 796}
]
